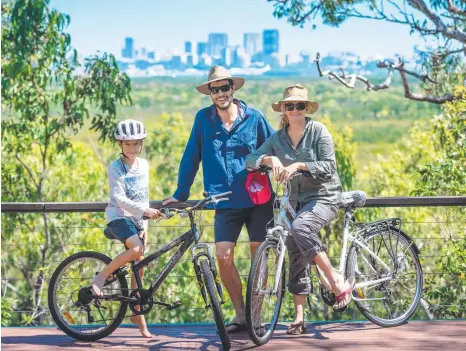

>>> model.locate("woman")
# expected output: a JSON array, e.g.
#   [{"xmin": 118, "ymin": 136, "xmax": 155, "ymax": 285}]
[{"xmin": 246, "ymin": 84, "xmax": 354, "ymax": 335}]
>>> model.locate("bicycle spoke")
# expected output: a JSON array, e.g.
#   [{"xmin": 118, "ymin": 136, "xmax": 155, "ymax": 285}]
[{"xmin": 348, "ymin": 229, "xmax": 422, "ymax": 326}]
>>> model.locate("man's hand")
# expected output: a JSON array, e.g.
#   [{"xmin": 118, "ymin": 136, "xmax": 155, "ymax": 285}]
[
  {"xmin": 162, "ymin": 196, "xmax": 179, "ymax": 206},
  {"xmin": 143, "ymin": 208, "xmax": 165, "ymax": 219}
]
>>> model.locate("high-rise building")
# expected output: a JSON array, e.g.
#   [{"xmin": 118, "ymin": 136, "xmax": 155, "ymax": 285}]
[
  {"xmin": 185, "ymin": 41, "xmax": 192, "ymax": 54},
  {"xmin": 208, "ymin": 33, "xmax": 228, "ymax": 57},
  {"xmin": 197, "ymin": 42, "xmax": 207, "ymax": 56},
  {"xmin": 244, "ymin": 33, "xmax": 261, "ymax": 56},
  {"xmin": 263, "ymin": 29, "xmax": 279, "ymax": 55},
  {"xmin": 148, "ymin": 51, "xmax": 156, "ymax": 60},
  {"xmin": 122, "ymin": 37, "xmax": 134, "ymax": 59}
]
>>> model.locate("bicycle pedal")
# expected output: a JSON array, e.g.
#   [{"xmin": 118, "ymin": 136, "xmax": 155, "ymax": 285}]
[
  {"xmin": 168, "ymin": 300, "xmax": 182, "ymax": 310},
  {"xmin": 333, "ymin": 305, "xmax": 348, "ymax": 313}
]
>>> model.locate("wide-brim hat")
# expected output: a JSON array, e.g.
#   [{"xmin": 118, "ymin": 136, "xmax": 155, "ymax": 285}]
[
  {"xmin": 196, "ymin": 66, "xmax": 245, "ymax": 95},
  {"xmin": 272, "ymin": 84, "xmax": 319, "ymax": 114}
]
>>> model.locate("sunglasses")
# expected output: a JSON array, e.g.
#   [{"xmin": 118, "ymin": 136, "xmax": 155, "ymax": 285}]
[
  {"xmin": 210, "ymin": 84, "xmax": 232, "ymax": 95},
  {"xmin": 284, "ymin": 102, "xmax": 307, "ymax": 111}
]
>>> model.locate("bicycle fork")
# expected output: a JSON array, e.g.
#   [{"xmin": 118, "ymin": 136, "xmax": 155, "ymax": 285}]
[
  {"xmin": 191, "ymin": 243, "xmax": 225, "ymax": 307},
  {"xmin": 261, "ymin": 226, "xmax": 288, "ymax": 295}
]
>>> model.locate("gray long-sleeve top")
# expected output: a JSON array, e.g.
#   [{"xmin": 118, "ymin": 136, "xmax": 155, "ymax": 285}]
[
  {"xmin": 105, "ymin": 157, "xmax": 149, "ymax": 230},
  {"xmin": 246, "ymin": 117, "xmax": 342, "ymax": 209}
]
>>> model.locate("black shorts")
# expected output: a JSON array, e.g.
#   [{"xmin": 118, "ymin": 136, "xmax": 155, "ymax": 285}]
[{"xmin": 214, "ymin": 198, "xmax": 274, "ymax": 243}]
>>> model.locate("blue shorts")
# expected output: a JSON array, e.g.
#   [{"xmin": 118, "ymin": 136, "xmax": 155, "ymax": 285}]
[
  {"xmin": 214, "ymin": 198, "xmax": 274, "ymax": 243},
  {"xmin": 104, "ymin": 218, "xmax": 144, "ymax": 245}
]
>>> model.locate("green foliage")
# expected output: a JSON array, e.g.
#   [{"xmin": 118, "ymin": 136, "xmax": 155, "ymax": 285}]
[
  {"xmin": 1, "ymin": 0, "xmax": 130, "ymax": 324},
  {"xmin": 1, "ymin": 297, "xmax": 15, "ymax": 326},
  {"xmin": 424, "ymin": 234, "xmax": 466, "ymax": 319},
  {"xmin": 414, "ymin": 86, "xmax": 466, "ymax": 196}
]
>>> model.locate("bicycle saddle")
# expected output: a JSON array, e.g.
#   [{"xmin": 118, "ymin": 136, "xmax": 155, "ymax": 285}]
[{"xmin": 340, "ymin": 190, "xmax": 367, "ymax": 208}]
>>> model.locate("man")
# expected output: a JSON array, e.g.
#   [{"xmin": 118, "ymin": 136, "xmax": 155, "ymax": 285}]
[{"xmin": 163, "ymin": 66, "xmax": 275, "ymax": 332}]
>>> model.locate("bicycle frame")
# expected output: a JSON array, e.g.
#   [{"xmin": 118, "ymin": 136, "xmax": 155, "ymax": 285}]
[
  {"xmin": 266, "ymin": 181, "xmax": 393, "ymax": 295},
  {"xmin": 102, "ymin": 213, "xmax": 222, "ymax": 307}
]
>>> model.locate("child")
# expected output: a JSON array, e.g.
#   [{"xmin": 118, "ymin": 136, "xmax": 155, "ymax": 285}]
[{"xmin": 92, "ymin": 119, "xmax": 163, "ymax": 338}]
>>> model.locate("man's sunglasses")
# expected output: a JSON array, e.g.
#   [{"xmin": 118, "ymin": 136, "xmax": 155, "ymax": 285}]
[
  {"xmin": 284, "ymin": 102, "xmax": 307, "ymax": 111},
  {"xmin": 210, "ymin": 84, "xmax": 232, "ymax": 95}
]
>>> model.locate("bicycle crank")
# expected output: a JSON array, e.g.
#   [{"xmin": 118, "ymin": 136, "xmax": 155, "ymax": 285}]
[{"xmin": 129, "ymin": 289, "xmax": 154, "ymax": 315}]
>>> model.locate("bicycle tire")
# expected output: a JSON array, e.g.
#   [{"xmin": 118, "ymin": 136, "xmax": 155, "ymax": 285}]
[
  {"xmin": 246, "ymin": 240, "xmax": 286, "ymax": 346},
  {"xmin": 48, "ymin": 251, "xmax": 129, "ymax": 341},
  {"xmin": 346, "ymin": 229, "xmax": 423, "ymax": 327},
  {"xmin": 199, "ymin": 259, "xmax": 231, "ymax": 350}
]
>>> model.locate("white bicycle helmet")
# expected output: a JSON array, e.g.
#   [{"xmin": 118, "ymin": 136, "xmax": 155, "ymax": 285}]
[{"xmin": 114, "ymin": 119, "xmax": 147, "ymax": 140}]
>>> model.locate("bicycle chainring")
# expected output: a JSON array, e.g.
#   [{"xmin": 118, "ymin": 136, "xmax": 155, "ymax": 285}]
[{"xmin": 129, "ymin": 289, "xmax": 154, "ymax": 315}]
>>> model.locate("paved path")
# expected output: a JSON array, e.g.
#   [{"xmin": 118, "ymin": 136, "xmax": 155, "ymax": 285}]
[{"xmin": 2, "ymin": 321, "xmax": 465, "ymax": 350}]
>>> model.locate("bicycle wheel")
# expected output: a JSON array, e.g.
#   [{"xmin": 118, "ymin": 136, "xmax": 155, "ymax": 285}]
[
  {"xmin": 246, "ymin": 240, "xmax": 286, "ymax": 346},
  {"xmin": 199, "ymin": 259, "xmax": 231, "ymax": 351},
  {"xmin": 346, "ymin": 229, "xmax": 423, "ymax": 327},
  {"xmin": 48, "ymin": 251, "xmax": 129, "ymax": 341}
]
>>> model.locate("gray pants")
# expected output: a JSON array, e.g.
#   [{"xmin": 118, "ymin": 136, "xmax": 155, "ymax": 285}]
[{"xmin": 287, "ymin": 200, "xmax": 338, "ymax": 295}]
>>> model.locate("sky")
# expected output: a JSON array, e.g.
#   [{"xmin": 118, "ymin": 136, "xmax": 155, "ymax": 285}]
[{"xmin": 49, "ymin": 0, "xmax": 427, "ymax": 60}]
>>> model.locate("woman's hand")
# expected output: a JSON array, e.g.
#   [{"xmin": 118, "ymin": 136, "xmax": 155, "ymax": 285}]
[
  {"xmin": 263, "ymin": 156, "xmax": 285, "ymax": 180},
  {"xmin": 277, "ymin": 163, "xmax": 300, "ymax": 182}
]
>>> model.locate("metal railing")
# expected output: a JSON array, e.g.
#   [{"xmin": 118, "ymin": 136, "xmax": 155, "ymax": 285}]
[{"xmin": 1, "ymin": 196, "xmax": 465, "ymax": 326}]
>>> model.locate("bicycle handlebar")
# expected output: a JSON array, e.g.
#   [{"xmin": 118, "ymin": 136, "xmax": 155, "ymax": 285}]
[
  {"xmin": 142, "ymin": 191, "xmax": 233, "ymax": 220},
  {"xmin": 247, "ymin": 165, "xmax": 312, "ymax": 178}
]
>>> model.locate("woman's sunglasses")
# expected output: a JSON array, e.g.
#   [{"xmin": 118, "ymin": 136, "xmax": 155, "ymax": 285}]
[
  {"xmin": 210, "ymin": 84, "xmax": 232, "ymax": 95},
  {"xmin": 284, "ymin": 102, "xmax": 307, "ymax": 111}
]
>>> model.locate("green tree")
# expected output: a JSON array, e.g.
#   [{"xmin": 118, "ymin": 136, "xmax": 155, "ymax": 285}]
[
  {"xmin": 1, "ymin": 0, "xmax": 131, "ymax": 323},
  {"xmin": 268, "ymin": 0, "xmax": 466, "ymax": 104},
  {"xmin": 413, "ymin": 86, "xmax": 466, "ymax": 318},
  {"xmin": 414, "ymin": 86, "xmax": 466, "ymax": 196}
]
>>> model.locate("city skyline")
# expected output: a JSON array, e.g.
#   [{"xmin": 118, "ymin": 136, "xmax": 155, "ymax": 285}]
[{"xmin": 50, "ymin": 0, "xmax": 426, "ymax": 60}]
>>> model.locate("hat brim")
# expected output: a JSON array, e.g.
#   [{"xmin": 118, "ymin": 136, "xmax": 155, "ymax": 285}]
[
  {"xmin": 196, "ymin": 76, "xmax": 245, "ymax": 95},
  {"xmin": 272, "ymin": 96, "xmax": 319, "ymax": 114}
]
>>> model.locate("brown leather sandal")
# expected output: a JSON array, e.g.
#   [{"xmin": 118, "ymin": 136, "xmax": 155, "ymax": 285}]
[{"xmin": 286, "ymin": 321, "xmax": 306, "ymax": 335}]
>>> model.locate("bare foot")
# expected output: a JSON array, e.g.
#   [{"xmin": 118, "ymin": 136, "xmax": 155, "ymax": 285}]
[
  {"xmin": 130, "ymin": 315, "xmax": 153, "ymax": 338},
  {"xmin": 92, "ymin": 274, "xmax": 106, "ymax": 297}
]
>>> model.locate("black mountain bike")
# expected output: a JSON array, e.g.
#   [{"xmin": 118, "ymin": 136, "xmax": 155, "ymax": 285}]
[{"xmin": 48, "ymin": 192, "xmax": 232, "ymax": 350}]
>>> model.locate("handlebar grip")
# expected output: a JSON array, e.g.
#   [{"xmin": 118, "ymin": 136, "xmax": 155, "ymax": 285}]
[
  {"xmin": 143, "ymin": 208, "xmax": 174, "ymax": 221},
  {"xmin": 247, "ymin": 165, "xmax": 272, "ymax": 173},
  {"xmin": 162, "ymin": 208, "xmax": 174, "ymax": 219},
  {"xmin": 214, "ymin": 191, "xmax": 232, "ymax": 198}
]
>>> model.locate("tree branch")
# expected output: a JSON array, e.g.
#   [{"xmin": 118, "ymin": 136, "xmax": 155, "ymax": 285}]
[
  {"xmin": 314, "ymin": 52, "xmax": 395, "ymax": 91},
  {"xmin": 14, "ymin": 154, "xmax": 39, "ymax": 190},
  {"xmin": 407, "ymin": 0, "xmax": 466, "ymax": 43},
  {"xmin": 315, "ymin": 52, "xmax": 455, "ymax": 104},
  {"xmin": 447, "ymin": 0, "xmax": 466, "ymax": 17},
  {"xmin": 397, "ymin": 60, "xmax": 454, "ymax": 104}
]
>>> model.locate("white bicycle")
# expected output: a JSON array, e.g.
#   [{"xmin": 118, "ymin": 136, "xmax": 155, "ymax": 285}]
[{"xmin": 245, "ymin": 166, "xmax": 423, "ymax": 346}]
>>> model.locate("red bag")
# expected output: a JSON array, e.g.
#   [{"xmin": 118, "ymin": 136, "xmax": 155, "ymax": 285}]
[{"xmin": 245, "ymin": 172, "xmax": 271, "ymax": 205}]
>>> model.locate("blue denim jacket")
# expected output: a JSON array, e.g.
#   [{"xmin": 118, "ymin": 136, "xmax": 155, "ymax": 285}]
[{"xmin": 173, "ymin": 99, "xmax": 275, "ymax": 209}]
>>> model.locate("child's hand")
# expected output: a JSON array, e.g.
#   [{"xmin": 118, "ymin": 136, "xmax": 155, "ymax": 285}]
[{"xmin": 143, "ymin": 208, "xmax": 165, "ymax": 220}]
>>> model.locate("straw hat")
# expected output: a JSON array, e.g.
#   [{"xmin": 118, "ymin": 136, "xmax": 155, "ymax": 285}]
[
  {"xmin": 272, "ymin": 84, "xmax": 319, "ymax": 114},
  {"xmin": 196, "ymin": 66, "xmax": 245, "ymax": 95}
]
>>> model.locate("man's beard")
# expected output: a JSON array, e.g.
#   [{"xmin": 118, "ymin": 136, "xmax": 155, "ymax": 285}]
[{"xmin": 215, "ymin": 97, "xmax": 233, "ymax": 110}]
